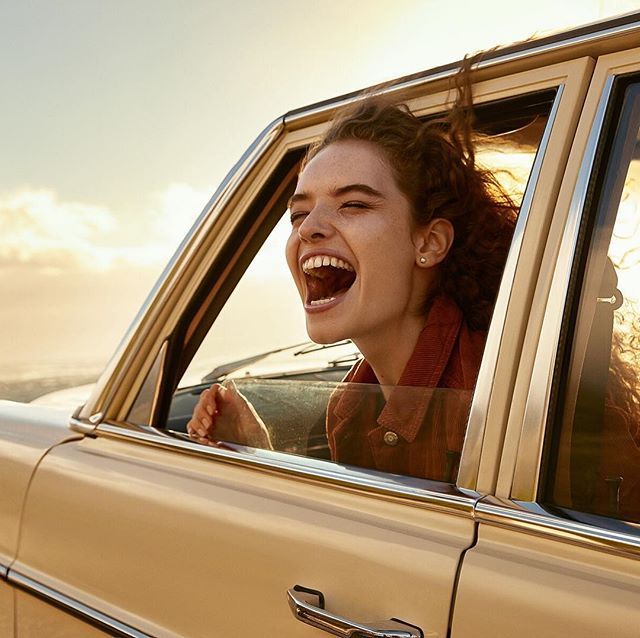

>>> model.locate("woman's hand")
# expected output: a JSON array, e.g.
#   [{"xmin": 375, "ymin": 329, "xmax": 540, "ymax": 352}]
[{"xmin": 186, "ymin": 381, "xmax": 273, "ymax": 450}]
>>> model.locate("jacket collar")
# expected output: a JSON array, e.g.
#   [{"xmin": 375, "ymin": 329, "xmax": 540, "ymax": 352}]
[{"xmin": 332, "ymin": 295, "xmax": 463, "ymax": 443}]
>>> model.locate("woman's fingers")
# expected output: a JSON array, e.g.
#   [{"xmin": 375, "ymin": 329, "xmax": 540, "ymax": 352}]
[
  {"xmin": 188, "ymin": 381, "xmax": 272, "ymax": 450},
  {"xmin": 221, "ymin": 380, "xmax": 273, "ymax": 449},
  {"xmin": 188, "ymin": 385, "xmax": 222, "ymax": 439}
]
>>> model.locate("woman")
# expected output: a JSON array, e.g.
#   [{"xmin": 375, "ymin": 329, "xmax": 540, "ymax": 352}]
[{"xmin": 187, "ymin": 86, "xmax": 517, "ymax": 482}]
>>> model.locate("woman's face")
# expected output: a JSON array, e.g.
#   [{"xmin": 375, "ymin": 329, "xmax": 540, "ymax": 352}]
[{"xmin": 286, "ymin": 139, "xmax": 430, "ymax": 346}]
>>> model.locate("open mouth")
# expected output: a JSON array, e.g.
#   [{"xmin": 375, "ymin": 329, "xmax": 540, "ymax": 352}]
[{"xmin": 301, "ymin": 255, "xmax": 356, "ymax": 307}]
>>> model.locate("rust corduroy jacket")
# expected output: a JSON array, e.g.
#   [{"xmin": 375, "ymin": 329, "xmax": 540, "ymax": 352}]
[{"xmin": 326, "ymin": 295, "xmax": 485, "ymax": 482}]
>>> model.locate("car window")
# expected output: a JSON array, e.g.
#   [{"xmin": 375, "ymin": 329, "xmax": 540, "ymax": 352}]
[
  {"xmin": 160, "ymin": 90, "xmax": 556, "ymax": 484},
  {"xmin": 543, "ymin": 75, "xmax": 640, "ymax": 524}
]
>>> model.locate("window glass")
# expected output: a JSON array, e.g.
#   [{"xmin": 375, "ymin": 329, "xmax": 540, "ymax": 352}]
[
  {"xmin": 169, "ymin": 91, "xmax": 555, "ymax": 484},
  {"xmin": 545, "ymin": 79, "xmax": 640, "ymax": 523}
]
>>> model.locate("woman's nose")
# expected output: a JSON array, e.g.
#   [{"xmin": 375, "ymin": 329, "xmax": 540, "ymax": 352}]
[{"xmin": 297, "ymin": 206, "xmax": 333, "ymax": 242}]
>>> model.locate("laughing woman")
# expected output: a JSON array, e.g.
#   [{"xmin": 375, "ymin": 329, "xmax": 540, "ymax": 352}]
[{"xmin": 187, "ymin": 91, "xmax": 516, "ymax": 482}]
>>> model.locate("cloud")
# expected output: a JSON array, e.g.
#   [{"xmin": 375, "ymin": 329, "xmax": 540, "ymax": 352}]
[
  {"xmin": 0, "ymin": 189, "xmax": 117, "ymax": 271},
  {"xmin": 152, "ymin": 183, "xmax": 210, "ymax": 241},
  {"xmin": 0, "ymin": 184, "xmax": 210, "ymax": 273}
]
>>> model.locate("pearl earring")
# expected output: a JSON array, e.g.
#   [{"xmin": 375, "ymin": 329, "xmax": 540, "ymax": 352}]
[{"xmin": 419, "ymin": 256, "xmax": 427, "ymax": 264}]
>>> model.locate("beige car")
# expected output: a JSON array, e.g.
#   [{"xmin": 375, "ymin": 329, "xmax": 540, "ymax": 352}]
[{"xmin": 2, "ymin": 13, "xmax": 640, "ymax": 638}]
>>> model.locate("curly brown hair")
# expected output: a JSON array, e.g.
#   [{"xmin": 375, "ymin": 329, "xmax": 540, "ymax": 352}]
[{"xmin": 303, "ymin": 71, "xmax": 517, "ymax": 331}]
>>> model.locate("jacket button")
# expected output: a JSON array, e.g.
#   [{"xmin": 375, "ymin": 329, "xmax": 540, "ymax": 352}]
[{"xmin": 383, "ymin": 431, "xmax": 399, "ymax": 446}]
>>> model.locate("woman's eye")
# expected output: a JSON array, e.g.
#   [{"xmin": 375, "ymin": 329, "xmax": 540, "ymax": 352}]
[
  {"xmin": 289, "ymin": 211, "xmax": 308, "ymax": 225},
  {"xmin": 341, "ymin": 201, "xmax": 369, "ymax": 210}
]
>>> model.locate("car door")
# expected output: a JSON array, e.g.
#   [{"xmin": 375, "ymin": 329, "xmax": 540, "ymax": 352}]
[
  {"xmin": 9, "ymin": 56, "xmax": 592, "ymax": 637},
  {"xmin": 451, "ymin": 46, "xmax": 640, "ymax": 638}
]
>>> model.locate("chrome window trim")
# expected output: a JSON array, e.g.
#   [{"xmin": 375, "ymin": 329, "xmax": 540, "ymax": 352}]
[
  {"xmin": 511, "ymin": 75, "xmax": 616, "ymax": 500},
  {"xmin": 8, "ymin": 569, "xmax": 151, "ymax": 638},
  {"xmin": 69, "ymin": 416, "xmax": 96, "ymax": 435},
  {"xmin": 457, "ymin": 84, "xmax": 565, "ymax": 488},
  {"xmin": 284, "ymin": 16, "xmax": 640, "ymax": 126},
  {"xmin": 476, "ymin": 496, "xmax": 640, "ymax": 558},
  {"xmin": 95, "ymin": 422, "xmax": 479, "ymax": 516}
]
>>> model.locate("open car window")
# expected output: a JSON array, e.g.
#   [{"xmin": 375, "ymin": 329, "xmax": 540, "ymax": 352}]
[{"xmin": 135, "ymin": 89, "xmax": 557, "ymax": 485}]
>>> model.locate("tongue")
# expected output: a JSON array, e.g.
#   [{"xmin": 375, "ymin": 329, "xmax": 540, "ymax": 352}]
[
  {"xmin": 307, "ymin": 277, "xmax": 329, "ymax": 302},
  {"xmin": 306, "ymin": 265, "xmax": 356, "ymax": 302}
]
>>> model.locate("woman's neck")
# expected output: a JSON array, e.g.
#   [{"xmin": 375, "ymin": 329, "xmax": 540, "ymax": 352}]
[{"xmin": 354, "ymin": 314, "xmax": 426, "ymax": 398}]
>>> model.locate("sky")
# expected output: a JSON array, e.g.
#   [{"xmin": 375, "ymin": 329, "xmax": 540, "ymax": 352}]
[{"xmin": 1, "ymin": 0, "xmax": 640, "ymax": 384}]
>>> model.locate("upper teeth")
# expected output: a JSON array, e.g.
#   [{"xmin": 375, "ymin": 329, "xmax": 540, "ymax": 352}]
[{"xmin": 302, "ymin": 255, "xmax": 354, "ymax": 273}]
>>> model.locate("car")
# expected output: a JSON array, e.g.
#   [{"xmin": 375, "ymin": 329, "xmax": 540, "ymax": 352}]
[{"xmin": 2, "ymin": 12, "xmax": 640, "ymax": 637}]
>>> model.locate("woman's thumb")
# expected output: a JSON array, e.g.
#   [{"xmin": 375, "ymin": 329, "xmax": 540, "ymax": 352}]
[{"xmin": 222, "ymin": 380, "xmax": 241, "ymax": 405}]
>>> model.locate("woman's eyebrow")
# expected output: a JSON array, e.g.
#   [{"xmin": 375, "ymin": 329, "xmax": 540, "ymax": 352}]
[
  {"xmin": 333, "ymin": 183, "xmax": 385, "ymax": 199},
  {"xmin": 288, "ymin": 192, "xmax": 309, "ymax": 209},
  {"xmin": 287, "ymin": 183, "xmax": 385, "ymax": 209}
]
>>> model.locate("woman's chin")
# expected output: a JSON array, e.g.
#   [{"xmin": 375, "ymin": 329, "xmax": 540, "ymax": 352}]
[
  {"xmin": 305, "ymin": 317, "xmax": 348, "ymax": 345},
  {"xmin": 303, "ymin": 289, "xmax": 357, "ymax": 344}
]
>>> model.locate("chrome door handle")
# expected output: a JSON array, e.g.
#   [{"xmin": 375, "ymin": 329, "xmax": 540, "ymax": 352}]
[{"xmin": 287, "ymin": 585, "xmax": 423, "ymax": 638}]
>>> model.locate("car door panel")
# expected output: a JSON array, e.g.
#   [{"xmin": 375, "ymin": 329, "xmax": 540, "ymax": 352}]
[
  {"xmin": 13, "ymin": 435, "xmax": 476, "ymax": 637},
  {"xmin": 0, "ymin": 404, "xmax": 83, "ymax": 638},
  {"xmin": 0, "ymin": 403, "xmax": 82, "ymax": 568},
  {"xmin": 452, "ymin": 517, "xmax": 640, "ymax": 638},
  {"xmin": 0, "ymin": 580, "xmax": 14, "ymax": 638}
]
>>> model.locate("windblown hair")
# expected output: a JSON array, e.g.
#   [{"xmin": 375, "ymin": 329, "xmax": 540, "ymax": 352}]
[
  {"xmin": 303, "ymin": 64, "xmax": 517, "ymax": 331},
  {"xmin": 608, "ymin": 298, "xmax": 640, "ymax": 447}
]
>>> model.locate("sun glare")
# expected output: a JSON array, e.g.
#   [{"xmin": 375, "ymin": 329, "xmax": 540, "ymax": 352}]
[{"xmin": 357, "ymin": 0, "xmax": 620, "ymax": 84}]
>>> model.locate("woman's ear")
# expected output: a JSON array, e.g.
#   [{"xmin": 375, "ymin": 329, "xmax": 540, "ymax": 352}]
[{"xmin": 413, "ymin": 218, "xmax": 454, "ymax": 267}]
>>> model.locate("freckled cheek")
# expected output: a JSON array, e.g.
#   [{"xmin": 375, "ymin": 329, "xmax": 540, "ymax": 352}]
[
  {"xmin": 359, "ymin": 240, "xmax": 414, "ymax": 289},
  {"xmin": 362, "ymin": 225, "xmax": 413, "ymax": 267}
]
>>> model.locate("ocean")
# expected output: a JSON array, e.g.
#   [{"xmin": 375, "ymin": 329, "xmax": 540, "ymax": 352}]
[{"xmin": 0, "ymin": 361, "xmax": 103, "ymax": 403}]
